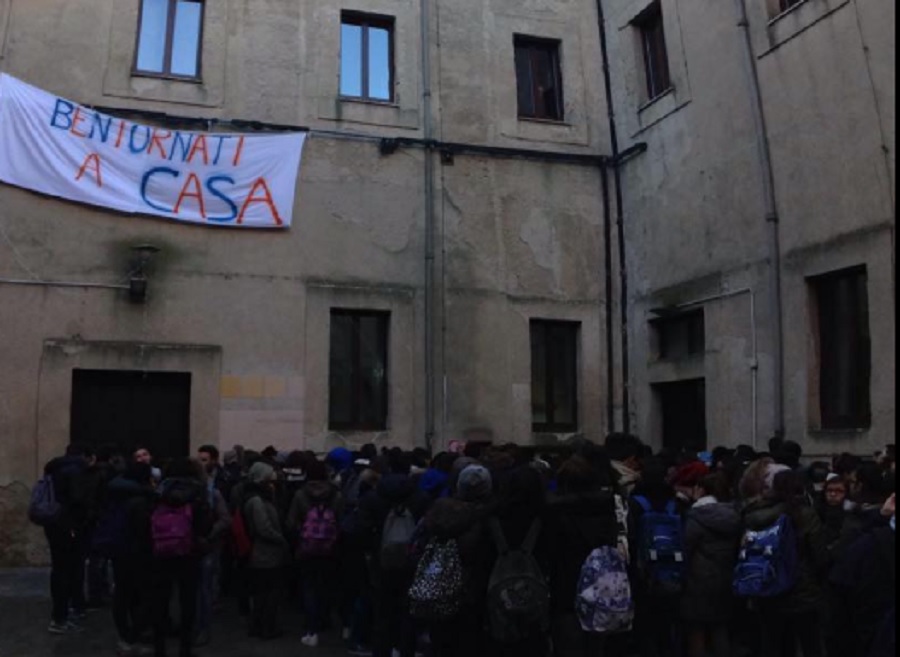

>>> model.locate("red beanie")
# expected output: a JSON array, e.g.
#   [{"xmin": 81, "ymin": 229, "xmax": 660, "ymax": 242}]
[{"xmin": 672, "ymin": 461, "xmax": 709, "ymax": 488}]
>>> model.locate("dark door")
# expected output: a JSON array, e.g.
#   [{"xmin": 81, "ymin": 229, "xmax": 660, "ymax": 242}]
[
  {"xmin": 70, "ymin": 369, "xmax": 191, "ymax": 461},
  {"xmin": 654, "ymin": 378, "xmax": 707, "ymax": 453}
]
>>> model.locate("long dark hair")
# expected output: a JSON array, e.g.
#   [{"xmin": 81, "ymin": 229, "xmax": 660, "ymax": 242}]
[
  {"xmin": 632, "ymin": 457, "xmax": 675, "ymax": 509},
  {"xmin": 771, "ymin": 469, "xmax": 807, "ymax": 523}
]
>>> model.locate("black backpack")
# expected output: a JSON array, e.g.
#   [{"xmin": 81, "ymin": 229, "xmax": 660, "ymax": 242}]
[{"xmin": 485, "ymin": 518, "xmax": 550, "ymax": 643}]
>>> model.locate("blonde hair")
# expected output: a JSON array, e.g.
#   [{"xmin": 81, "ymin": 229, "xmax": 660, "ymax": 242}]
[{"xmin": 739, "ymin": 456, "xmax": 774, "ymax": 501}]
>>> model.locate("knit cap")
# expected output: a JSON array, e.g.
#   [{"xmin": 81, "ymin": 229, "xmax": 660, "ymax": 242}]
[{"xmin": 456, "ymin": 465, "xmax": 492, "ymax": 503}]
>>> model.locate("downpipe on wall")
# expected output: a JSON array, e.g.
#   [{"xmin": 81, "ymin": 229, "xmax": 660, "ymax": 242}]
[
  {"xmin": 734, "ymin": 0, "xmax": 785, "ymax": 439},
  {"xmin": 421, "ymin": 0, "xmax": 436, "ymax": 452},
  {"xmin": 596, "ymin": 0, "xmax": 631, "ymax": 435}
]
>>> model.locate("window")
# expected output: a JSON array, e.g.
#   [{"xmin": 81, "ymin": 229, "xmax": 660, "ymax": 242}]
[
  {"xmin": 651, "ymin": 310, "xmax": 705, "ymax": 360},
  {"xmin": 809, "ymin": 267, "xmax": 871, "ymax": 430},
  {"xmin": 531, "ymin": 320, "xmax": 579, "ymax": 432},
  {"xmin": 329, "ymin": 310, "xmax": 389, "ymax": 431},
  {"xmin": 654, "ymin": 379, "xmax": 707, "ymax": 452},
  {"xmin": 514, "ymin": 36, "xmax": 564, "ymax": 121},
  {"xmin": 340, "ymin": 12, "xmax": 394, "ymax": 102},
  {"xmin": 634, "ymin": 2, "xmax": 671, "ymax": 101},
  {"xmin": 135, "ymin": 0, "xmax": 203, "ymax": 79}
]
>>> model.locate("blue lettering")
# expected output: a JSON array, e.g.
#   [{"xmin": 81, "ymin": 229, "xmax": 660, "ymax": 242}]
[
  {"xmin": 88, "ymin": 114, "xmax": 112, "ymax": 142},
  {"xmin": 212, "ymin": 136, "xmax": 232, "ymax": 166},
  {"xmin": 205, "ymin": 175, "xmax": 238, "ymax": 222},
  {"xmin": 129, "ymin": 125, "xmax": 152, "ymax": 154},
  {"xmin": 50, "ymin": 99, "xmax": 74, "ymax": 130},
  {"xmin": 140, "ymin": 166, "xmax": 180, "ymax": 213},
  {"xmin": 168, "ymin": 132, "xmax": 194, "ymax": 163}
]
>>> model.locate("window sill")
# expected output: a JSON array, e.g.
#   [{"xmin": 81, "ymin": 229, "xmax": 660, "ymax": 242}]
[
  {"xmin": 808, "ymin": 427, "xmax": 871, "ymax": 436},
  {"xmin": 517, "ymin": 116, "xmax": 569, "ymax": 126},
  {"xmin": 532, "ymin": 425, "xmax": 579, "ymax": 433},
  {"xmin": 638, "ymin": 86, "xmax": 674, "ymax": 113},
  {"xmin": 339, "ymin": 96, "xmax": 398, "ymax": 108},
  {"xmin": 131, "ymin": 71, "xmax": 203, "ymax": 85}
]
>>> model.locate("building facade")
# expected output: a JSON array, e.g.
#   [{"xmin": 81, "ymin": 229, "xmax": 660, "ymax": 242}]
[{"xmin": 0, "ymin": 0, "xmax": 894, "ymax": 564}]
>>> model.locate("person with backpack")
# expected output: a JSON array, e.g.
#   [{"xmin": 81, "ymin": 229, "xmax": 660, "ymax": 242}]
[
  {"xmin": 544, "ymin": 453, "xmax": 628, "ymax": 657},
  {"xmin": 84, "ymin": 443, "xmax": 122, "ymax": 610},
  {"xmin": 240, "ymin": 461, "xmax": 289, "ymax": 641},
  {"xmin": 738, "ymin": 468, "xmax": 830, "ymax": 657},
  {"xmin": 105, "ymin": 462, "xmax": 157, "ymax": 656},
  {"xmin": 485, "ymin": 465, "xmax": 550, "ymax": 657},
  {"xmin": 35, "ymin": 443, "xmax": 93, "ymax": 634},
  {"xmin": 628, "ymin": 458, "xmax": 685, "ymax": 657},
  {"xmin": 286, "ymin": 459, "xmax": 343, "ymax": 647},
  {"xmin": 193, "ymin": 465, "xmax": 230, "ymax": 648},
  {"xmin": 354, "ymin": 465, "xmax": 420, "ymax": 657},
  {"xmin": 410, "ymin": 463, "xmax": 493, "ymax": 657},
  {"xmin": 680, "ymin": 472, "xmax": 741, "ymax": 657},
  {"xmin": 149, "ymin": 459, "xmax": 212, "ymax": 657}
]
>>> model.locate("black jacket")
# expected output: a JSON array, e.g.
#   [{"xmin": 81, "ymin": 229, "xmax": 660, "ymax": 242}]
[
  {"xmin": 741, "ymin": 498, "xmax": 830, "ymax": 614},
  {"xmin": 542, "ymin": 490, "xmax": 619, "ymax": 614},
  {"xmin": 680, "ymin": 499, "xmax": 741, "ymax": 623},
  {"xmin": 44, "ymin": 455, "xmax": 90, "ymax": 533},
  {"xmin": 107, "ymin": 475, "xmax": 157, "ymax": 562},
  {"xmin": 830, "ymin": 526, "xmax": 896, "ymax": 657}
]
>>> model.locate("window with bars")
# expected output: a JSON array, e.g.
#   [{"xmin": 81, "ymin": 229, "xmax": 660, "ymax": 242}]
[
  {"xmin": 634, "ymin": 2, "xmax": 671, "ymax": 101},
  {"xmin": 531, "ymin": 320, "xmax": 579, "ymax": 432},
  {"xmin": 809, "ymin": 266, "xmax": 871, "ymax": 430},
  {"xmin": 134, "ymin": 0, "xmax": 204, "ymax": 79},
  {"xmin": 340, "ymin": 12, "xmax": 394, "ymax": 102},
  {"xmin": 514, "ymin": 35, "xmax": 564, "ymax": 121},
  {"xmin": 329, "ymin": 310, "xmax": 390, "ymax": 431}
]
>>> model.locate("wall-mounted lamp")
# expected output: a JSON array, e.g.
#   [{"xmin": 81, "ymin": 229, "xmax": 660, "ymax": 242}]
[{"xmin": 128, "ymin": 244, "xmax": 160, "ymax": 303}]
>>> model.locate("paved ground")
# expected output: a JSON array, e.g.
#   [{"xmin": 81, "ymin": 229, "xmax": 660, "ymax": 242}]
[{"xmin": 0, "ymin": 568, "xmax": 351, "ymax": 657}]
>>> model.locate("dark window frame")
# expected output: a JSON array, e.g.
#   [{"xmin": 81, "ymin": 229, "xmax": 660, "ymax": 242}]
[
  {"xmin": 340, "ymin": 11, "xmax": 396, "ymax": 103},
  {"xmin": 530, "ymin": 319, "xmax": 580, "ymax": 433},
  {"xmin": 514, "ymin": 34, "xmax": 565, "ymax": 122},
  {"xmin": 634, "ymin": 1, "xmax": 671, "ymax": 101},
  {"xmin": 809, "ymin": 266, "xmax": 871, "ymax": 431},
  {"xmin": 651, "ymin": 309, "xmax": 705, "ymax": 361},
  {"xmin": 328, "ymin": 309, "xmax": 390, "ymax": 432},
  {"xmin": 133, "ymin": 0, "xmax": 205, "ymax": 81}
]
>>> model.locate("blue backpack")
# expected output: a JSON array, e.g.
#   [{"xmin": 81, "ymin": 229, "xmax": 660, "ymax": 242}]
[
  {"xmin": 28, "ymin": 475, "xmax": 61, "ymax": 527},
  {"xmin": 91, "ymin": 501, "xmax": 129, "ymax": 558},
  {"xmin": 634, "ymin": 496, "xmax": 684, "ymax": 595},
  {"xmin": 733, "ymin": 513, "xmax": 799, "ymax": 598}
]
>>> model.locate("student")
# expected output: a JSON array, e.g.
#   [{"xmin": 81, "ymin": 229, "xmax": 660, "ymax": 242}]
[
  {"xmin": 680, "ymin": 472, "xmax": 740, "ymax": 657},
  {"xmin": 241, "ymin": 461, "xmax": 289, "ymax": 641},
  {"xmin": 287, "ymin": 459, "xmax": 342, "ymax": 647},
  {"xmin": 741, "ymin": 470, "xmax": 829, "ymax": 657},
  {"xmin": 150, "ymin": 459, "xmax": 211, "ymax": 657}
]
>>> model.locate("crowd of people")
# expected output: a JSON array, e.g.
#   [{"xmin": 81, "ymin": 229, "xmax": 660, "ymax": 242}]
[{"xmin": 31, "ymin": 434, "xmax": 896, "ymax": 657}]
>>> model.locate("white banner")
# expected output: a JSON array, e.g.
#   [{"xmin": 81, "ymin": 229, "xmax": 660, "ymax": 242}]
[{"xmin": 0, "ymin": 74, "xmax": 305, "ymax": 228}]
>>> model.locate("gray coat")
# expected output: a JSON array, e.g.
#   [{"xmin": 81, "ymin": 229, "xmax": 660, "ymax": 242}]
[
  {"xmin": 244, "ymin": 492, "xmax": 289, "ymax": 570},
  {"xmin": 680, "ymin": 498, "xmax": 741, "ymax": 623}
]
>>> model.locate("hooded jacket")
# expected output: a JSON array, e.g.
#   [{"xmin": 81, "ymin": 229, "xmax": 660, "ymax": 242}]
[
  {"xmin": 43, "ymin": 455, "xmax": 90, "ymax": 533},
  {"xmin": 156, "ymin": 476, "xmax": 212, "ymax": 557},
  {"xmin": 741, "ymin": 497, "xmax": 830, "ymax": 614},
  {"xmin": 680, "ymin": 497, "xmax": 741, "ymax": 622},
  {"xmin": 286, "ymin": 480, "xmax": 342, "ymax": 539},
  {"xmin": 242, "ymin": 463, "xmax": 289, "ymax": 569}
]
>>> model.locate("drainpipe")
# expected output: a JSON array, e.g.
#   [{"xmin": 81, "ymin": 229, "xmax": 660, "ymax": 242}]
[
  {"xmin": 420, "ymin": 0, "xmax": 436, "ymax": 452},
  {"xmin": 602, "ymin": 166, "xmax": 615, "ymax": 434},
  {"xmin": 595, "ymin": 0, "xmax": 631, "ymax": 434},
  {"xmin": 734, "ymin": 0, "xmax": 785, "ymax": 438},
  {"xmin": 662, "ymin": 288, "xmax": 760, "ymax": 449}
]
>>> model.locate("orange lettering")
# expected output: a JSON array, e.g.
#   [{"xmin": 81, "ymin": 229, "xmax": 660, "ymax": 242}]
[
  {"xmin": 232, "ymin": 136, "xmax": 245, "ymax": 166},
  {"xmin": 237, "ymin": 178, "xmax": 282, "ymax": 226},
  {"xmin": 75, "ymin": 153, "xmax": 103, "ymax": 187},
  {"xmin": 173, "ymin": 173, "xmax": 207, "ymax": 218},
  {"xmin": 70, "ymin": 107, "xmax": 88, "ymax": 138},
  {"xmin": 147, "ymin": 129, "xmax": 172, "ymax": 159},
  {"xmin": 115, "ymin": 120, "xmax": 127, "ymax": 149},
  {"xmin": 187, "ymin": 135, "xmax": 209, "ymax": 165}
]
